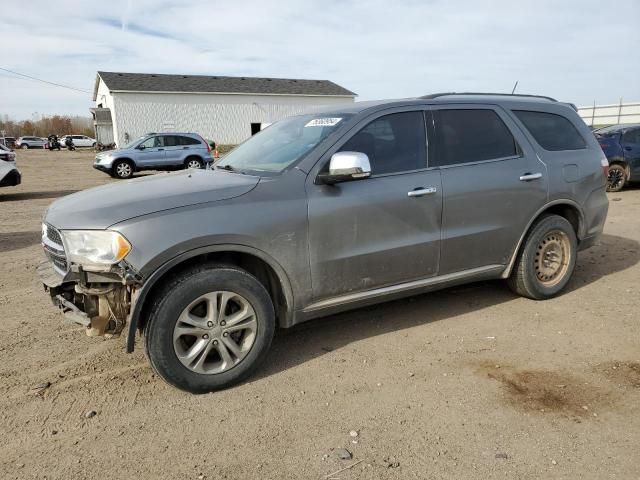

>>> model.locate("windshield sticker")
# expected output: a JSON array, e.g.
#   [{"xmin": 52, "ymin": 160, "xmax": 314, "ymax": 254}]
[{"xmin": 305, "ymin": 118, "xmax": 342, "ymax": 127}]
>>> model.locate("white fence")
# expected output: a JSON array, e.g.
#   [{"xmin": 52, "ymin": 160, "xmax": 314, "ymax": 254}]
[{"xmin": 578, "ymin": 100, "xmax": 640, "ymax": 127}]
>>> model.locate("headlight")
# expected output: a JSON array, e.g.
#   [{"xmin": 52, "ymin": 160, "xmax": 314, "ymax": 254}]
[{"xmin": 61, "ymin": 230, "xmax": 131, "ymax": 269}]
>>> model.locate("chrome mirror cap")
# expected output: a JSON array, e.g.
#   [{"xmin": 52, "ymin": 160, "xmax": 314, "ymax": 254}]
[{"xmin": 318, "ymin": 151, "xmax": 372, "ymax": 184}]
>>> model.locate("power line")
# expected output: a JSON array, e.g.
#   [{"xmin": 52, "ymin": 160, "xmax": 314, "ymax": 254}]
[{"xmin": 0, "ymin": 67, "xmax": 91, "ymax": 94}]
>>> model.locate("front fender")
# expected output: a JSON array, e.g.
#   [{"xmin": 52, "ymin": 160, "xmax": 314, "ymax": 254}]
[{"xmin": 125, "ymin": 243, "xmax": 295, "ymax": 352}]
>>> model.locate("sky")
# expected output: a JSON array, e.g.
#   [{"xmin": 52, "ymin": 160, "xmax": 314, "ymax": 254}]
[{"xmin": 1, "ymin": 0, "xmax": 638, "ymax": 119}]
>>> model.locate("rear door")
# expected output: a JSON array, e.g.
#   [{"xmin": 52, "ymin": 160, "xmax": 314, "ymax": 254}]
[
  {"xmin": 161, "ymin": 135, "xmax": 184, "ymax": 166},
  {"xmin": 307, "ymin": 109, "xmax": 443, "ymax": 300},
  {"xmin": 621, "ymin": 127, "xmax": 640, "ymax": 178},
  {"xmin": 431, "ymin": 105, "xmax": 548, "ymax": 274}
]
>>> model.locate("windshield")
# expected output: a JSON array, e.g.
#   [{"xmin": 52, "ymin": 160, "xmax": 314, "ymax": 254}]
[
  {"xmin": 121, "ymin": 136, "xmax": 146, "ymax": 150},
  {"xmin": 217, "ymin": 114, "xmax": 352, "ymax": 175}
]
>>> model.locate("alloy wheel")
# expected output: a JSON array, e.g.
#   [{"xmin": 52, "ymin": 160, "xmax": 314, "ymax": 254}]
[
  {"xmin": 173, "ymin": 291, "xmax": 258, "ymax": 374},
  {"xmin": 116, "ymin": 162, "xmax": 132, "ymax": 178},
  {"xmin": 187, "ymin": 159, "xmax": 202, "ymax": 169},
  {"xmin": 607, "ymin": 166, "xmax": 625, "ymax": 191}
]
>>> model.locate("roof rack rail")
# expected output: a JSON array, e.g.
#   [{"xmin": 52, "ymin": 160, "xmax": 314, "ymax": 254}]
[{"xmin": 420, "ymin": 92, "xmax": 558, "ymax": 102}]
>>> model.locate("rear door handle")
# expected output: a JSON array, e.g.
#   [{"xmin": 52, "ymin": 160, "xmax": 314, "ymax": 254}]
[
  {"xmin": 519, "ymin": 172, "xmax": 542, "ymax": 181},
  {"xmin": 408, "ymin": 187, "xmax": 437, "ymax": 197}
]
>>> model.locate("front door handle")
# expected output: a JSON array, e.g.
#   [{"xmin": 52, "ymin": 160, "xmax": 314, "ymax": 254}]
[
  {"xmin": 157, "ymin": 148, "xmax": 164, "ymax": 151},
  {"xmin": 408, "ymin": 187, "xmax": 437, "ymax": 197},
  {"xmin": 519, "ymin": 172, "xmax": 542, "ymax": 181}
]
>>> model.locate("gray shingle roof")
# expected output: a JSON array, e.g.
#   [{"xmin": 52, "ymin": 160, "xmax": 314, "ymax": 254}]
[{"xmin": 95, "ymin": 71, "xmax": 356, "ymax": 99}]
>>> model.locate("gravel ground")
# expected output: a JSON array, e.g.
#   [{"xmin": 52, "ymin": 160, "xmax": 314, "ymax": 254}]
[{"xmin": 1, "ymin": 149, "xmax": 639, "ymax": 480}]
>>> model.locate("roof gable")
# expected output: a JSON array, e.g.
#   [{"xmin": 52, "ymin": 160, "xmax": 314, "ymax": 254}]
[{"xmin": 94, "ymin": 71, "xmax": 356, "ymax": 99}]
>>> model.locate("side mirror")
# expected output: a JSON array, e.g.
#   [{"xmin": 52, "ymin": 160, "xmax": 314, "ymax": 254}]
[
  {"xmin": 137, "ymin": 144, "xmax": 145, "ymax": 150},
  {"xmin": 317, "ymin": 151, "xmax": 372, "ymax": 185}
]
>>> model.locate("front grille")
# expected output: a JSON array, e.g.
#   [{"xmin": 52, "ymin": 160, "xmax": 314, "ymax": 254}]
[{"xmin": 42, "ymin": 224, "xmax": 68, "ymax": 273}]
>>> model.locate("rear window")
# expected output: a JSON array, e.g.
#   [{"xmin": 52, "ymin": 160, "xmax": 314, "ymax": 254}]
[
  {"xmin": 433, "ymin": 109, "xmax": 517, "ymax": 167},
  {"xmin": 514, "ymin": 110, "xmax": 586, "ymax": 151}
]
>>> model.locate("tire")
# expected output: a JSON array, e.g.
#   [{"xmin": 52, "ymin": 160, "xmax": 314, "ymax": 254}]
[
  {"xmin": 144, "ymin": 265, "xmax": 275, "ymax": 393},
  {"xmin": 112, "ymin": 159, "xmax": 134, "ymax": 179},
  {"xmin": 507, "ymin": 215, "xmax": 577, "ymax": 300},
  {"xmin": 20, "ymin": 144, "xmax": 28, "ymax": 150},
  {"xmin": 606, "ymin": 164, "xmax": 626, "ymax": 192},
  {"xmin": 92, "ymin": 142, "xmax": 97, "ymax": 148},
  {"xmin": 185, "ymin": 157, "xmax": 204, "ymax": 169}
]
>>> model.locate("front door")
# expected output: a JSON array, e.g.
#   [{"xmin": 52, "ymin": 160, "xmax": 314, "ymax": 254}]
[
  {"xmin": 431, "ymin": 105, "xmax": 548, "ymax": 274},
  {"xmin": 307, "ymin": 110, "xmax": 442, "ymax": 301},
  {"xmin": 135, "ymin": 135, "xmax": 166, "ymax": 167}
]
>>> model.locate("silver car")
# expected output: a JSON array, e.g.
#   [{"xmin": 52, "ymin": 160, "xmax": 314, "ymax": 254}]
[
  {"xmin": 94, "ymin": 132, "xmax": 212, "ymax": 179},
  {"xmin": 39, "ymin": 93, "xmax": 609, "ymax": 393}
]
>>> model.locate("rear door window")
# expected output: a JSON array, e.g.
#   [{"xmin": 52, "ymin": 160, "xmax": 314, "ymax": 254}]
[
  {"xmin": 162, "ymin": 135, "xmax": 178, "ymax": 147},
  {"xmin": 514, "ymin": 110, "xmax": 586, "ymax": 151},
  {"xmin": 432, "ymin": 109, "xmax": 517, "ymax": 167},
  {"xmin": 339, "ymin": 111, "xmax": 427, "ymax": 175}
]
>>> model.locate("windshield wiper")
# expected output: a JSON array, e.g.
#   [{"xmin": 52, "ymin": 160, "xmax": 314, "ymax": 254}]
[{"xmin": 216, "ymin": 164, "xmax": 246, "ymax": 175}]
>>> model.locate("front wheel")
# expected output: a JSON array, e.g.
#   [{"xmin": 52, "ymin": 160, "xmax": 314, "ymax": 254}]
[
  {"xmin": 507, "ymin": 215, "xmax": 577, "ymax": 300},
  {"xmin": 144, "ymin": 265, "xmax": 275, "ymax": 393},
  {"xmin": 20, "ymin": 144, "xmax": 28, "ymax": 150},
  {"xmin": 112, "ymin": 160, "xmax": 134, "ymax": 179}
]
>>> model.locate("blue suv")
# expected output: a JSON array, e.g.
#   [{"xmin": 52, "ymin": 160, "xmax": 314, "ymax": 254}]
[
  {"xmin": 594, "ymin": 124, "xmax": 640, "ymax": 192},
  {"xmin": 94, "ymin": 132, "xmax": 212, "ymax": 179}
]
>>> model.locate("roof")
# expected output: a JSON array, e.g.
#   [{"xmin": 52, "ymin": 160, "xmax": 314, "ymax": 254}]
[
  {"xmin": 310, "ymin": 93, "xmax": 576, "ymax": 116},
  {"xmin": 94, "ymin": 71, "xmax": 356, "ymax": 99}
]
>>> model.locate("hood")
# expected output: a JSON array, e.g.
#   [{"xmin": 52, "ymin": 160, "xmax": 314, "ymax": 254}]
[{"xmin": 45, "ymin": 169, "xmax": 259, "ymax": 229}]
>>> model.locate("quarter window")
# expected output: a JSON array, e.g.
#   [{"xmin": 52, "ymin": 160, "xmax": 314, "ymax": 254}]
[
  {"xmin": 433, "ymin": 109, "xmax": 517, "ymax": 167},
  {"xmin": 514, "ymin": 110, "xmax": 586, "ymax": 151},
  {"xmin": 339, "ymin": 111, "xmax": 427, "ymax": 175}
]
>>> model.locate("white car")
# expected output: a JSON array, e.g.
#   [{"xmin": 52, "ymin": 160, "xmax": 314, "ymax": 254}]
[
  {"xmin": 0, "ymin": 144, "xmax": 21, "ymax": 187},
  {"xmin": 59, "ymin": 135, "xmax": 96, "ymax": 148}
]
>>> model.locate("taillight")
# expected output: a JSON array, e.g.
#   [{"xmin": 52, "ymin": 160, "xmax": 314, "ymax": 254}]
[{"xmin": 601, "ymin": 157, "xmax": 609, "ymax": 178}]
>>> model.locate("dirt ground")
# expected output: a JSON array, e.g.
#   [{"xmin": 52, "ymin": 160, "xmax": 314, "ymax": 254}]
[{"xmin": 1, "ymin": 149, "xmax": 639, "ymax": 480}]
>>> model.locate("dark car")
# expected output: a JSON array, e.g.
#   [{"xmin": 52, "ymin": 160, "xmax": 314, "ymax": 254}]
[
  {"xmin": 39, "ymin": 93, "xmax": 609, "ymax": 393},
  {"xmin": 594, "ymin": 123, "xmax": 640, "ymax": 192}
]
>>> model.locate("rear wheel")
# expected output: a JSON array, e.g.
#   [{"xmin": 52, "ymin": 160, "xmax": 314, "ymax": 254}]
[
  {"xmin": 508, "ymin": 215, "xmax": 577, "ymax": 300},
  {"xmin": 606, "ymin": 164, "xmax": 626, "ymax": 192},
  {"xmin": 185, "ymin": 157, "xmax": 204, "ymax": 169},
  {"xmin": 112, "ymin": 159, "xmax": 134, "ymax": 179},
  {"xmin": 144, "ymin": 265, "xmax": 275, "ymax": 393}
]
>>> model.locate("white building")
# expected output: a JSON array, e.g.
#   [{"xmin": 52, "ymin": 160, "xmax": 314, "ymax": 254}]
[{"xmin": 91, "ymin": 71, "xmax": 356, "ymax": 147}]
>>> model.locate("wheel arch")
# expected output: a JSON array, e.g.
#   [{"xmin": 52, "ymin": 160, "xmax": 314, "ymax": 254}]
[
  {"xmin": 126, "ymin": 245, "xmax": 294, "ymax": 352},
  {"xmin": 502, "ymin": 199, "xmax": 584, "ymax": 279}
]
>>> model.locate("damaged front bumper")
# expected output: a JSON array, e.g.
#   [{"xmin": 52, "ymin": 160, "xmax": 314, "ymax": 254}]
[{"xmin": 37, "ymin": 260, "xmax": 141, "ymax": 337}]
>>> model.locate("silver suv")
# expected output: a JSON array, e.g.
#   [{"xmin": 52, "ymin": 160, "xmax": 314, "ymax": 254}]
[
  {"xmin": 94, "ymin": 132, "xmax": 212, "ymax": 179},
  {"xmin": 39, "ymin": 93, "xmax": 609, "ymax": 393},
  {"xmin": 16, "ymin": 136, "xmax": 46, "ymax": 149}
]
